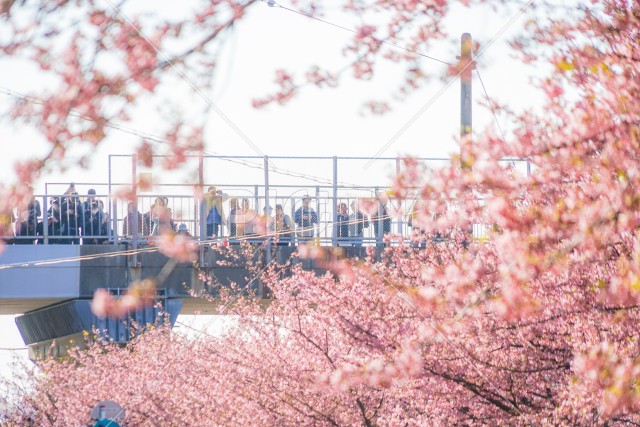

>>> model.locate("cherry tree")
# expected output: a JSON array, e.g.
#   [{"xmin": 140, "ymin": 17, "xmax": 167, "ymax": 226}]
[{"xmin": 3, "ymin": 0, "xmax": 640, "ymax": 425}]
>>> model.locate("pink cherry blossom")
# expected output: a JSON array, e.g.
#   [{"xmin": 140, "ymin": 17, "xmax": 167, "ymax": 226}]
[
  {"xmin": 90, "ymin": 288, "xmax": 113, "ymax": 318},
  {"xmin": 156, "ymin": 231, "xmax": 197, "ymax": 263}
]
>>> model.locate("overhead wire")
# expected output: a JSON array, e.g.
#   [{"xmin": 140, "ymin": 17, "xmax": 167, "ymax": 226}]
[
  {"xmin": 256, "ymin": 0, "xmax": 454, "ymax": 113},
  {"xmin": 102, "ymin": 0, "xmax": 269, "ymax": 162},
  {"xmin": 364, "ymin": 0, "xmax": 536, "ymax": 165},
  {"xmin": 0, "ymin": 0, "xmax": 460, "ymax": 189},
  {"xmin": 0, "ymin": 87, "xmax": 367, "ymax": 188},
  {"xmin": 1, "ymin": 82, "xmax": 449, "ymax": 190},
  {"xmin": 1, "ymin": 0, "xmax": 519, "ymax": 194},
  {"xmin": 475, "ymin": 69, "xmax": 507, "ymax": 143},
  {"xmin": 262, "ymin": 0, "xmax": 452, "ymax": 66}
]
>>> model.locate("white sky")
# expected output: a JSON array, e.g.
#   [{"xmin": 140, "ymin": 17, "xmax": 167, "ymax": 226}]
[{"xmin": 0, "ymin": 0, "xmax": 544, "ymax": 379}]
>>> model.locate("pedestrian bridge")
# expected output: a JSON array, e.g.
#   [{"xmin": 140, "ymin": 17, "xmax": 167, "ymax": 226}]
[{"xmin": 0, "ymin": 154, "xmax": 529, "ymax": 359}]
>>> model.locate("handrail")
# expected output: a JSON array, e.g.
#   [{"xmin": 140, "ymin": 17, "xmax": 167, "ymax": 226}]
[{"xmin": 4, "ymin": 155, "xmax": 527, "ymax": 247}]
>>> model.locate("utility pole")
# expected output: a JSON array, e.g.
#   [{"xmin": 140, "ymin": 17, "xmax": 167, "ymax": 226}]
[{"xmin": 460, "ymin": 33, "xmax": 474, "ymax": 168}]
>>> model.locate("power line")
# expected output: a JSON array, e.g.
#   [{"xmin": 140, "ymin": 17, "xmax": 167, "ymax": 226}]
[
  {"xmin": 262, "ymin": 0, "xmax": 452, "ymax": 66},
  {"xmin": 103, "ymin": 0, "xmax": 269, "ymax": 162},
  {"xmin": 475, "ymin": 69, "xmax": 507, "ymax": 143},
  {"xmin": 0, "ymin": 87, "xmax": 363, "ymax": 188},
  {"xmin": 364, "ymin": 0, "xmax": 535, "ymax": 165}
]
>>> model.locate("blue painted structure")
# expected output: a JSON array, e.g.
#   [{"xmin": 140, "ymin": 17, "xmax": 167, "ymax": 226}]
[{"xmin": 0, "ymin": 244, "xmax": 356, "ymax": 359}]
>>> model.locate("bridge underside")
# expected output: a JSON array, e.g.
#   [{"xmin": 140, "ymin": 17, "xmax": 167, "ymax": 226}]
[{"xmin": 0, "ymin": 244, "xmax": 372, "ymax": 359}]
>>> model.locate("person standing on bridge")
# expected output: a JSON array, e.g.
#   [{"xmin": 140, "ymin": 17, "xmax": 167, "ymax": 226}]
[
  {"xmin": 45, "ymin": 198, "xmax": 62, "ymax": 243},
  {"xmin": 14, "ymin": 196, "xmax": 41, "ymax": 244},
  {"xmin": 60, "ymin": 184, "xmax": 81, "ymax": 244},
  {"xmin": 294, "ymin": 195, "xmax": 318, "ymax": 244},
  {"xmin": 145, "ymin": 197, "xmax": 175, "ymax": 236},
  {"xmin": 81, "ymin": 188, "xmax": 97, "ymax": 226},
  {"xmin": 177, "ymin": 223, "xmax": 193, "ymax": 237},
  {"xmin": 271, "ymin": 204, "xmax": 293, "ymax": 246},
  {"xmin": 336, "ymin": 202, "xmax": 350, "ymax": 246},
  {"xmin": 204, "ymin": 186, "xmax": 227, "ymax": 240},
  {"xmin": 82, "ymin": 201, "xmax": 108, "ymax": 244},
  {"xmin": 228, "ymin": 197, "xmax": 239, "ymax": 243},
  {"xmin": 371, "ymin": 191, "xmax": 391, "ymax": 247},
  {"xmin": 123, "ymin": 201, "xmax": 148, "ymax": 239},
  {"xmin": 235, "ymin": 198, "xmax": 259, "ymax": 243},
  {"xmin": 349, "ymin": 200, "xmax": 369, "ymax": 247}
]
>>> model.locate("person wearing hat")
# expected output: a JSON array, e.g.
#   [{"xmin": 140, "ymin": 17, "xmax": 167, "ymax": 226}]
[
  {"xmin": 177, "ymin": 223, "xmax": 192, "ymax": 237},
  {"xmin": 81, "ymin": 188, "xmax": 97, "ymax": 226},
  {"xmin": 82, "ymin": 200, "xmax": 108, "ymax": 244},
  {"xmin": 60, "ymin": 184, "xmax": 81, "ymax": 244},
  {"xmin": 294, "ymin": 195, "xmax": 318, "ymax": 243}
]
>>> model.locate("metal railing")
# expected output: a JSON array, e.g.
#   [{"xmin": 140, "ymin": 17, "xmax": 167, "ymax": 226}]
[{"xmin": 2, "ymin": 155, "xmax": 530, "ymax": 247}]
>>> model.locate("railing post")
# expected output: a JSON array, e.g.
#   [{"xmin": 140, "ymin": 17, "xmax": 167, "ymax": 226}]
[
  {"xmin": 44, "ymin": 183, "xmax": 49, "ymax": 243},
  {"xmin": 132, "ymin": 154, "xmax": 138, "ymax": 251},
  {"xmin": 332, "ymin": 156, "xmax": 337, "ymax": 247},
  {"xmin": 375, "ymin": 186, "xmax": 383, "ymax": 246},
  {"xmin": 315, "ymin": 185, "xmax": 321, "ymax": 244},
  {"xmin": 254, "ymin": 185, "xmax": 259, "ymax": 212},
  {"xmin": 42, "ymin": 194, "xmax": 48, "ymax": 245},
  {"xmin": 264, "ymin": 156, "xmax": 271, "ymax": 271},
  {"xmin": 199, "ymin": 154, "xmax": 205, "ymax": 240},
  {"xmin": 198, "ymin": 154, "xmax": 206, "ymax": 266},
  {"xmin": 109, "ymin": 155, "xmax": 118, "ymax": 245},
  {"xmin": 396, "ymin": 157, "xmax": 403, "ymax": 235}
]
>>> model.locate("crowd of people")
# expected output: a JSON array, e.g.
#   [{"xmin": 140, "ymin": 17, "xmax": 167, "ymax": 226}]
[
  {"xmin": 200, "ymin": 188, "xmax": 393, "ymax": 247},
  {"xmin": 12, "ymin": 184, "xmax": 111, "ymax": 245},
  {"xmin": 7, "ymin": 184, "xmax": 409, "ymax": 247}
]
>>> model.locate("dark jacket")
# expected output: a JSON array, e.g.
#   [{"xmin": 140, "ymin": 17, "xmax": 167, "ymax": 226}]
[
  {"xmin": 371, "ymin": 203, "xmax": 391, "ymax": 238},
  {"xmin": 82, "ymin": 210, "xmax": 108, "ymax": 241},
  {"xmin": 336, "ymin": 213, "xmax": 349, "ymax": 238},
  {"xmin": 349, "ymin": 212, "xmax": 369, "ymax": 237},
  {"xmin": 60, "ymin": 196, "xmax": 81, "ymax": 236}
]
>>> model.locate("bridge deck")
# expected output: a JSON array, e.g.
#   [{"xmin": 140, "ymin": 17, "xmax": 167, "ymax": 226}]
[{"xmin": 0, "ymin": 244, "xmax": 370, "ymax": 315}]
